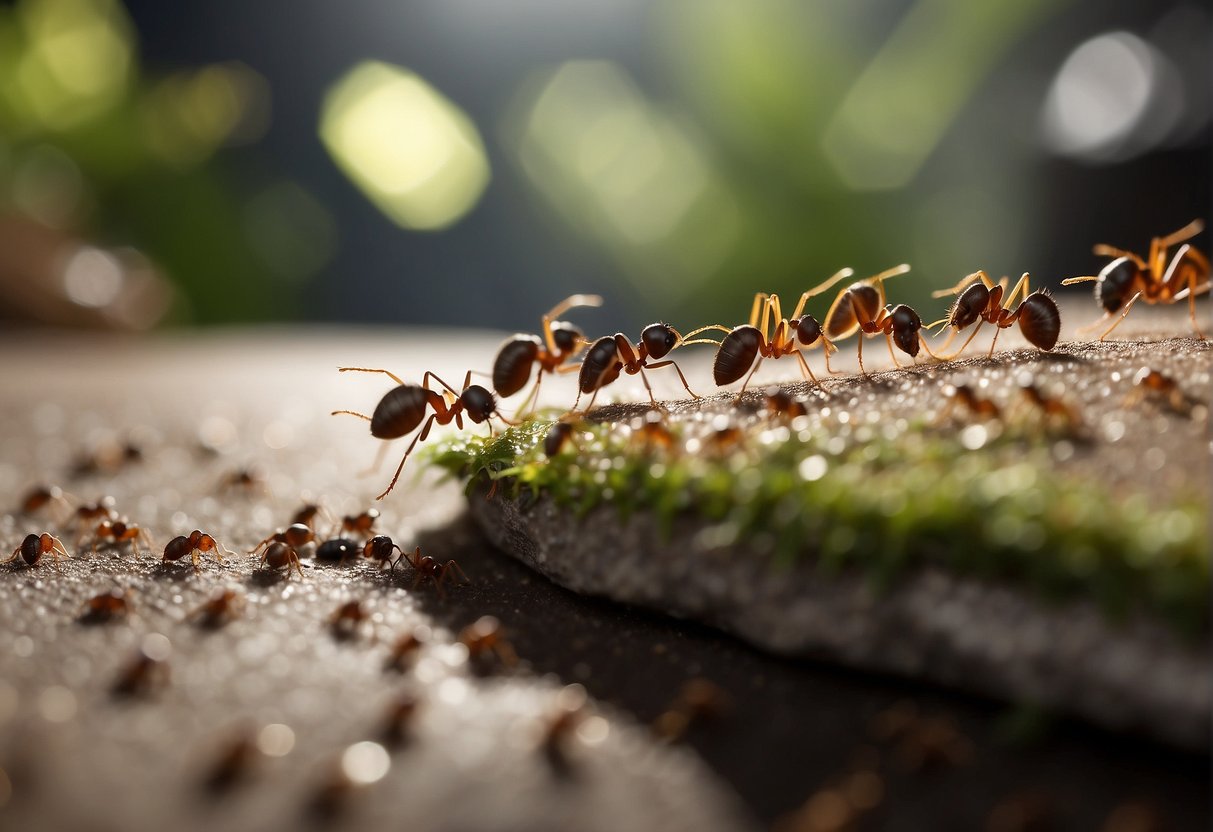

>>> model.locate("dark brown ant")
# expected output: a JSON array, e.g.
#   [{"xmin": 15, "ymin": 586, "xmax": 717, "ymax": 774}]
[
  {"xmin": 315, "ymin": 537, "xmax": 360, "ymax": 564},
  {"xmin": 329, "ymin": 600, "xmax": 367, "ymax": 640},
  {"xmin": 219, "ymin": 467, "xmax": 266, "ymax": 494},
  {"xmin": 813, "ymin": 264, "xmax": 943, "ymax": 375},
  {"xmin": 190, "ymin": 588, "xmax": 245, "ymax": 627},
  {"xmin": 398, "ymin": 546, "xmax": 469, "ymax": 596},
  {"xmin": 290, "ymin": 502, "xmax": 327, "ymax": 530},
  {"xmin": 458, "ymin": 615, "xmax": 518, "ymax": 667},
  {"xmin": 340, "ymin": 508, "xmax": 380, "ymax": 539},
  {"xmin": 259, "ymin": 542, "xmax": 304, "ymax": 579},
  {"xmin": 5, "ymin": 532, "xmax": 70, "ymax": 570},
  {"xmin": 931, "ymin": 271, "xmax": 1060, "ymax": 358},
  {"xmin": 333, "ymin": 368, "xmax": 514, "ymax": 500},
  {"xmin": 936, "ymin": 384, "xmax": 1002, "ymax": 423},
  {"xmin": 91, "ymin": 518, "xmax": 154, "ymax": 555},
  {"xmin": 71, "ymin": 440, "xmax": 142, "ymax": 478},
  {"xmin": 112, "ymin": 642, "xmax": 171, "ymax": 697},
  {"xmin": 163, "ymin": 530, "xmax": 236, "ymax": 572},
  {"xmin": 712, "ymin": 276, "xmax": 852, "ymax": 396},
  {"xmin": 704, "ymin": 423, "xmax": 745, "ymax": 455},
  {"xmin": 363, "ymin": 535, "xmax": 405, "ymax": 570},
  {"xmin": 203, "ymin": 731, "xmax": 259, "ymax": 793},
  {"xmin": 252, "ymin": 523, "xmax": 316, "ymax": 555},
  {"xmin": 492, "ymin": 294, "xmax": 603, "ymax": 414},
  {"xmin": 1063, "ymin": 219, "xmax": 1208, "ymax": 339},
  {"xmin": 17, "ymin": 485, "xmax": 70, "ymax": 517},
  {"xmin": 630, "ymin": 411, "xmax": 677, "ymax": 453},
  {"xmin": 78, "ymin": 588, "xmax": 134, "ymax": 623},
  {"xmin": 384, "ymin": 629, "xmax": 427, "ymax": 672},
  {"xmin": 541, "ymin": 697, "xmax": 588, "ymax": 777},
  {"xmin": 1124, "ymin": 368, "xmax": 1199, "ymax": 416},
  {"xmin": 71, "ymin": 496, "xmax": 118, "ymax": 538},
  {"xmin": 652, "ymin": 678, "xmax": 730, "ymax": 742},
  {"xmin": 544, "ymin": 420, "xmax": 577, "ymax": 457},
  {"xmin": 379, "ymin": 692, "xmax": 419, "ymax": 747},
  {"xmin": 1018, "ymin": 382, "xmax": 1083, "ymax": 432},
  {"xmin": 764, "ymin": 386, "xmax": 808, "ymax": 419},
  {"xmin": 574, "ymin": 321, "xmax": 722, "ymax": 411}
]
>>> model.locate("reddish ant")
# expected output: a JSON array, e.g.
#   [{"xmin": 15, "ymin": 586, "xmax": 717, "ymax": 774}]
[
  {"xmin": 79, "ymin": 588, "xmax": 134, "ymax": 623},
  {"xmin": 764, "ymin": 386, "xmax": 808, "ymax": 419},
  {"xmin": 204, "ymin": 731, "xmax": 259, "ymax": 793},
  {"xmin": 1018, "ymin": 382, "xmax": 1083, "ymax": 434},
  {"xmin": 113, "ymin": 637, "xmax": 171, "ymax": 697},
  {"xmin": 811, "ymin": 264, "xmax": 942, "ymax": 375},
  {"xmin": 71, "ymin": 440, "xmax": 142, "ymax": 478},
  {"xmin": 363, "ymin": 535, "xmax": 405, "ymax": 570},
  {"xmin": 936, "ymin": 384, "xmax": 1001, "ymax": 423},
  {"xmin": 712, "ymin": 274, "xmax": 852, "ymax": 396},
  {"xmin": 330, "ymin": 600, "xmax": 367, "ymax": 640},
  {"xmin": 91, "ymin": 519, "xmax": 154, "ymax": 555},
  {"xmin": 630, "ymin": 411, "xmax": 677, "ymax": 454},
  {"xmin": 219, "ymin": 467, "xmax": 266, "ymax": 495},
  {"xmin": 252, "ymin": 523, "xmax": 316, "ymax": 555},
  {"xmin": 259, "ymin": 542, "xmax": 304, "ymax": 579},
  {"xmin": 71, "ymin": 496, "xmax": 118, "ymax": 538},
  {"xmin": 379, "ymin": 692, "xmax": 420, "ymax": 747},
  {"xmin": 931, "ymin": 271, "xmax": 1060, "ymax": 358},
  {"xmin": 574, "ymin": 321, "xmax": 723, "ymax": 411},
  {"xmin": 1124, "ymin": 368, "xmax": 1199, "ymax": 416},
  {"xmin": 290, "ymin": 502, "xmax": 328, "ymax": 530},
  {"xmin": 492, "ymin": 294, "xmax": 603, "ymax": 414},
  {"xmin": 1062, "ymin": 219, "xmax": 1208, "ymax": 339},
  {"xmin": 397, "ymin": 546, "xmax": 469, "ymax": 596},
  {"xmin": 333, "ymin": 368, "xmax": 515, "ymax": 500},
  {"xmin": 163, "ymin": 530, "xmax": 236, "ymax": 572},
  {"xmin": 458, "ymin": 615, "xmax": 518, "ymax": 667},
  {"xmin": 5, "ymin": 533, "xmax": 70, "ymax": 570},
  {"xmin": 190, "ymin": 588, "xmax": 246, "ymax": 627},
  {"xmin": 340, "ymin": 508, "xmax": 380, "ymax": 539},
  {"xmin": 17, "ymin": 485, "xmax": 70, "ymax": 517},
  {"xmin": 384, "ymin": 629, "xmax": 427, "ymax": 672}
]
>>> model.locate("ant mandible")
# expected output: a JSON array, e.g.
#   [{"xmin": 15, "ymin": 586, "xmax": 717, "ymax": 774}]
[
  {"xmin": 810, "ymin": 264, "xmax": 941, "ymax": 375},
  {"xmin": 333, "ymin": 368, "xmax": 514, "ymax": 500},
  {"xmin": 575, "ymin": 322, "xmax": 722, "ymax": 412},
  {"xmin": 712, "ymin": 271, "xmax": 851, "ymax": 396},
  {"xmin": 1062, "ymin": 219, "xmax": 1208, "ymax": 339},
  {"xmin": 492, "ymin": 294, "xmax": 603, "ymax": 414},
  {"xmin": 930, "ymin": 271, "xmax": 1060, "ymax": 359}
]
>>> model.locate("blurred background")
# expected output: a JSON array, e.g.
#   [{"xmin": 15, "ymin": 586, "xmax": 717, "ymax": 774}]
[{"xmin": 0, "ymin": 0, "xmax": 1207, "ymax": 335}]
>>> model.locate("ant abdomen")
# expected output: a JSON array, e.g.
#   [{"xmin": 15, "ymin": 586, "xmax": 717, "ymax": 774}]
[
  {"xmin": 370, "ymin": 385, "xmax": 430, "ymax": 439},
  {"xmin": 492, "ymin": 336, "xmax": 542, "ymax": 397},
  {"xmin": 713, "ymin": 326, "xmax": 763, "ymax": 386},
  {"xmin": 1019, "ymin": 292, "xmax": 1061, "ymax": 351},
  {"xmin": 950, "ymin": 284, "xmax": 991, "ymax": 329},
  {"xmin": 1095, "ymin": 257, "xmax": 1138, "ymax": 313},
  {"xmin": 578, "ymin": 337, "xmax": 622, "ymax": 394}
]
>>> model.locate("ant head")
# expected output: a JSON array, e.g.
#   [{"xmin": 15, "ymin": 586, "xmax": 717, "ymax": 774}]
[
  {"xmin": 794, "ymin": 314, "xmax": 823, "ymax": 346},
  {"xmin": 888, "ymin": 304, "xmax": 922, "ymax": 356},
  {"xmin": 641, "ymin": 323, "xmax": 680, "ymax": 359},
  {"xmin": 364, "ymin": 535, "xmax": 393, "ymax": 559},
  {"xmin": 1096, "ymin": 257, "xmax": 1138, "ymax": 313},
  {"xmin": 460, "ymin": 385, "xmax": 497, "ymax": 423},
  {"xmin": 550, "ymin": 322, "xmax": 583, "ymax": 355},
  {"xmin": 950, "ymin": 283, "xmax": 990, "ymax": 328},
  {"xmin": 188, "ymin": 529, "xmax": 204, "ymax": 546}
]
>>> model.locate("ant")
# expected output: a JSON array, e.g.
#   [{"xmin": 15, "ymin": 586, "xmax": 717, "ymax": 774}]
[
  {"xmin": 190, "ymin": 588, "xmax": 246, "ymax": 627},
  {"xmin": 544, "ymin": 420, "xmax": 577, "ymax": 457},
  {"xmin": 1018, "ymin": 383, "xmax": 1084, "ymax": 434},
  {"xmin": 91, "ymin": 519, "xmax": 154, "ymax": 555},
  {"xmin": 630, "ymin": 411, "xmax": 677, "ymax": 453},
  {"xmin": 541, "ymin": 689, "xmax": 590, "ymax": 776},
  {"xmin": 397, "ymin": 546, "xmax": 469, "ymax": 596},
  {"xmin": 6, "ymin": 532, "xmax": 71, "ymax": 570},
  {"xmin": 316, "ymin": 537, "xmax": 361, "ymax": 564},
  {"xmin": 364, "ymin": 535, "xmax": 405, "ymax": 570},
  {"xmin": 810, "ymin": 264, "xmax": 942, "ymax": 375},
  {"xmin": 252, "ymin": 523, "xmax": 316, "ymax": 555},
  {"xmin": 936, "ymin": 384, "xmax": 1001, "ymax": 423},
  {"xmin": 574, "ymin": 321, "xmax": 723, "ymax": 411},
  {"xmin": 764, "ymin": 386, "xmax": 808, "ymax": 419},
  {"xmin": 1062, "ymin": 219, "xmax": 1208, "ymax": 339},
  {"xmin": 163, "ymin": 530, "xmax": 236, "ymax": 572},
  {"xmin": 379, "ymin": 692, "xmax": 420, "ymax": 747},
  {"xmin": 330, "ymin": 600, "xmax": 367, "ymax": 640},
  {"xmin": 458, "ymin": 615, "xmax": 518, "ymax": 668},
  {"xmin": 259, "ymin": 542, "xmax": 304, "ymax": 579},
  {"xmin": 219, "ymin": 467, "xmax": 266, "ymax": 495},
  {"xmin": 113, "ymin": 636, "xmax": 172, "ymax": 698},
  {"xmin": 492, "ymin": 294, "xmax": 603, "ymax": 414},
  {"xmin": 384, "ymin": 629, "xmax": 427, "ymax": 672},
  {"xmin": 1125, "ymin": 368, "xmax": 1199, "ymax": 416},
  {"xmin": 333, "ymin": 368, "xmax": 514, "ymax": 500},
  {"xmin": 71, "ymin": 440, "xmax": 142, "ymax": 478},
  {"xmin": 71, "ymin": 497, "xmax": 119, "ymax": 538},
  {"xmin": 713, "ymin": 273, "xmax": 852, "ymax": 395},
  {"xmin": 339, "ymin": 508, "xmax": 380, "ymax": 540},
  {"xmin": 290, "ymin": 502, "xmax": 328, "ymax": 530},
  {"xmin": 931, "ymin": 271, "xmax": 1060, "ymax": 358},
  {"xmin": 17, "ymin": 485, "xmax": 70, "ymax": 518},
  {"xmin": 204, "ymin": 731, "xmax": 259, "ymax": 793},
  {"xmin": 652, "ymin": 678, "xmax": 731, "ymax": 742},
  {"xmin": 79, "ymin": 588, "xmax": 134, "ymax": 623}
]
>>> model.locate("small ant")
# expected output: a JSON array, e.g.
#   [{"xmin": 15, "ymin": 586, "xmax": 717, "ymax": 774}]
[
  {"xmin": 541, "ymin": 691, "xmax": 589, "ymax": 776},
  {"xmin": 574, "ymin": 321, "xmax": 723, "ymax": 411},
  {"xmin": 384, "ymin": 629, "xmax": 427, "ymax": 672},
  {"xmin": 6, "ymin": 532, "xmax": 71, "ymax": 570},
  {"xmin": 936, "ymin": 384, "xmax": 1001, "ymax": 423},
  {"xmin": 712, "ymin": 274, "xmax": 853, "ymax": 396},
  {"xmin": 330, "ymin": 600, "xmax": 367, "ymax": 640},
  {"xmin": 931, "ymin": 271, "xmax": 1060, "ymax": 358},
  {"xmin": 340, "ymin": 508, "xmax": 380, "ymax": 539},
  {"xmin": 333, "ymin": 369, "xmax": 514, "ymax": 500},
  {"xmin": 652, "ymin": 678, "xmax": 730, "ymax": 742},
  {"xmin": 71, "ymin": 440, "xmax": 142, "ymax": 478},
  {"xmin": 812, "ymin": 264, "xmax": 942, "ymax": 375},
  {"xmin": 398, "ymin": 546, "xmax": 469, "ymax": 596},
  {"xmin": 492, "ymin": 294, "xmax": 603, "ymax": 414},
  {"xmin": 316, "ymin": 537, "xmax": 361, "ymax": 564},
  {"xmin": 259, "ymin": 542, "xmax": 304, "ymax": 579},
  {"xmin": 704, "ymin": 423, "xmax": 745, "ymax": 455},
  {"xmin": 379, "ymin": 692, "xmax": 420, "ymax": 747},
  {"xmin": 91, "ymin": 519, "xmax": 154, "ymax": 555},
  {"xmin": 290, "ymin": 503, "xmax": 327, "ymax": 530},
  {"xmin": 1018, "ymin": 383, "xmax": 1083, "ymax": 434},
  {"xmin": 1063, "ymin": 219, "xmax": 1208, "ymax": 339},
  {"xmin": 630, "ymin": 412, "xmax": 677, "ymax": 453},
  {"xmin": 78, "ymin": 588, "xmax": 133, "ymax": 623},
  {"xmin": 764, "ymin": 386, "xmax": 807, "ymax": 419},
  {"xmin": 17, "ymin": 485, "xmax": 70, "ymax": 517},
  {"xmin": 204, "ymin": 731, "xmax": 259, "ymax": 793},
  {"xmin": 113, "ymin": 643, "xmax": 171, "ymax": 697},
  {"xmin": 544, "ymin": 420, "xmax": 577, "ymax": 457},
  {"xmin": 252, "ymin": 523, "xmax": 316, "ymax": 555},
  {"xmin": 163, "ymin": 529, "xmax": 236, "ymax": 571},
  {"xmin": 1124, "ymin": 368, "xmax": 1200, "ymax": 416},
  {"xmin": 71, "ymin": 496, "xmax": 119, "ymax": 538},
  {"xmin": 458, "ymin": 615, "xmax": 518, "ymax": 668},
  {"xmin": 219, "ymin": 467, "xmax": 266, "ymax": 495},
  {"xmin": 190, "ymin": 588, "xmax": 246, "ymax": 627},
  {"xmin": 363, "ymin": 535, "xmax": 405, "ymax": 570}
]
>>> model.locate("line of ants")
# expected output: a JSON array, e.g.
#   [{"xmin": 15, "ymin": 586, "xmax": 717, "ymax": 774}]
[{"xmin": 333, "ymin": 221, "xmax": 1206, "ymax": 497}]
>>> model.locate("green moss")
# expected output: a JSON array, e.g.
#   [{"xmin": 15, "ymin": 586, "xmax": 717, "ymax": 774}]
[{"xmin": 428, "ymin": 415, "xmax": 1210, "ymax": 636}]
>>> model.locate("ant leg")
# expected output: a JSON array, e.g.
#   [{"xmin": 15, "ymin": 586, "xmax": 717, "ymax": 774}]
[
  {"xmin": 917, "ymin": 333, "xmax": 945, "ymax": 362},
  {"xmin": 331, "ymin": 410, "xmax": 372, "ymax": 421},
  {"xmin": 376, "ymin": 416, "xmax": 435, "ymax": 501},
  {"xmin": 446, "ymin": 560, "xmax": 470, "ymax": 584},
  {"xmin": 885, "ymin": 335, "xmax": 902, "ymax": 369},
  {"xmin": 986, "ymin": 326, "xmax": 1004, "ymax": 357},
  {"xmin": 1003, "ymin": 272, "xmax": 1032, "ymax": 308},
  {"xmin": 513, "ymin": 374, "xmax": 543, "ymax": 419},
  {"xmin": 636, "ymin": 367, "xmax": 659, "ymax": 406},
  {"xmin": 749, "ymin": 293, "xmax": 770, "ymax": 328},
  {"xmin": 421, "ymin": 372, "xmax": 461, "ymax": 397},
  {"xmin": 292, "ymin": 554, "xmax": 305, "ymax": 580},
  {"xmin": 931, "ymin": 270, "xmax": 992, "ymax": 299},
  {"xmin": 800, "ymin": 267, "xmax": 856, "ymax": 302},
  {"xmin": 794, "ymin": 351, "xmax": 821, "ymax": 386},
  {"xmin": 338, "ymin": 367, "xmax": 405, "ymax": 385},
  {"xmin": 735, "ymin": 356, "xmax": 765, "ymax": 400},
  {"xmin": 357, "ymin": 440, "xmax": 391, "ymax": 479},
  {"xmin": 857, "ymin": 335, "xmax": 867, "ymax": 377},
  {"xmin": 644, "ymin": 360, "xmax": 700, "ymax": 400},
  {"xmin": 942, "ymin": 322, "xmax": 984, "ymax": 361},
  {"xmin": 1092, "ymin": 245, "xmax": 1147, "ymax": 268},
  {"xmin": 1098, "ymin": 292, "xmax": 1143, "ymax": 341},
  {"xmin": 542, "ymin": 294, "xmax": 604, "ymax": 354}
]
